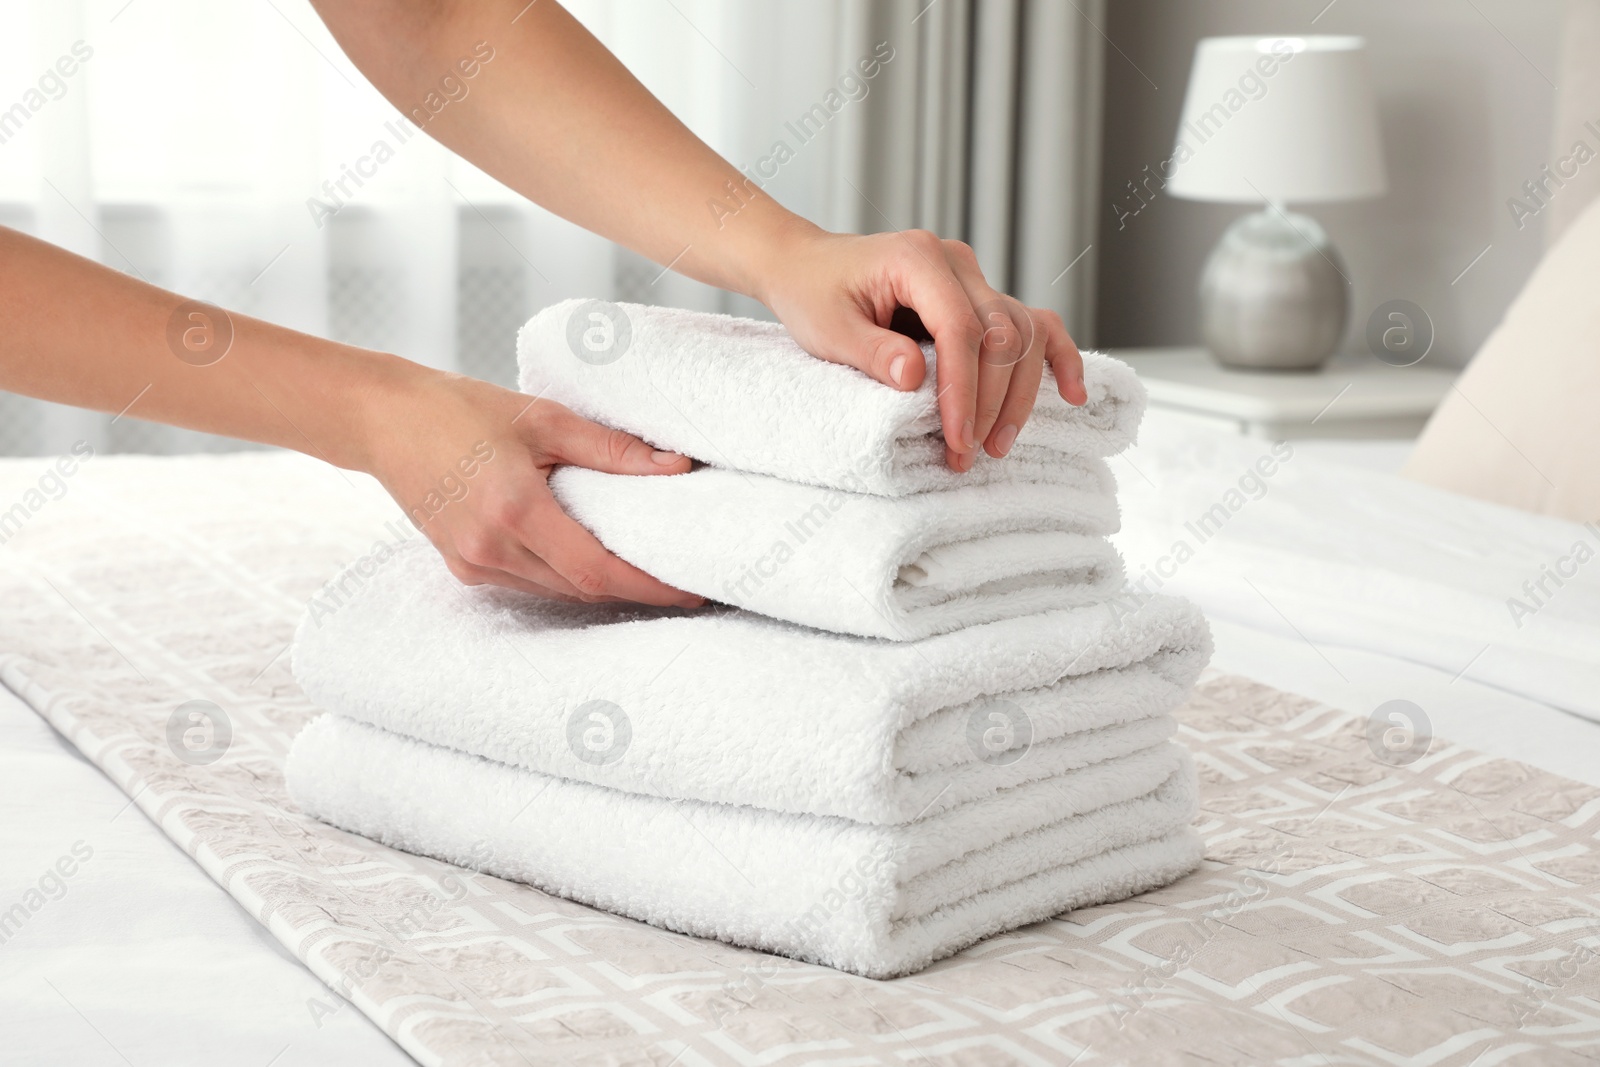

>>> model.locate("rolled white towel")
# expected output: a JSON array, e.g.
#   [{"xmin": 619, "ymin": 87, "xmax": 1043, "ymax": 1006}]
[
  {"xmin": 287, "ymin": 716, "xmax": 1202, "ymax": 979},
  {"xmin": 292, "ymin": 539, "xmax": 1211, "ymax": 824},
  {"xmin": 549, "ymin": 464, "xmax": 1124, "ymax": 640},
  {"xmin": 517, "ymin": 299, "xmax": 1147, "ymax": 496}
]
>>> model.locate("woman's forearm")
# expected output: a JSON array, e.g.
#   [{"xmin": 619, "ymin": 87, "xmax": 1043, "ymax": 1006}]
[
  {"xmin": 0, "ymin": 227, "xmax": 703, "ymax": 606},
  {"xmin": 310, "ymin": 0, "xmax": 809, "ymax": 303},
  {"xmin": 0, "ymin": 225, "xmax": 407, "ymax": 471},
  {"xmin": 308, "ymin": 0, "xmax": 1090, "ymax": 464}
]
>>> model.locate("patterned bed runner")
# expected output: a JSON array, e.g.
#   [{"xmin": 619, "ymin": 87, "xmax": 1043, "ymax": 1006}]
[{"xmin": 1, "ymin": 454, "xmax": 1597, "ymax": 1066}]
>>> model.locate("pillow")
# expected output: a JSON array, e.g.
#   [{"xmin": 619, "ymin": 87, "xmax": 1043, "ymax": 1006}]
[{"xmin": 1402, "ymin": 193, "xmax": 1600, "ymax": 521}]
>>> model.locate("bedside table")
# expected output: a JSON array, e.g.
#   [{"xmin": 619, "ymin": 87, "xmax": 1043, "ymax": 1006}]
[{"xmin": 1109, "ymin": 346, "xmax": 1458, "ymax": 440}]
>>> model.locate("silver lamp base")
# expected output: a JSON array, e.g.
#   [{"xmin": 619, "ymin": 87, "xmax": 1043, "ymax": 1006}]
[{"xmin": 1198, "ymin": 209, "xmax": 1348, "ymax": 371}]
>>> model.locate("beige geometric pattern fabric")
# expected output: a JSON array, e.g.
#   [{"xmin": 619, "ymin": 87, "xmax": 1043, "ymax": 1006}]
[{"xmin": 2, "ymin": 454, "xmax": 1599, "ymax": 1066}]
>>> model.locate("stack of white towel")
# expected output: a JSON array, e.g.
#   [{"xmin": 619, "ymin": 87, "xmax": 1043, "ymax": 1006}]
[{"xmin": 286, "ymin": 300, "xmax": 1211, "ymax": 979}]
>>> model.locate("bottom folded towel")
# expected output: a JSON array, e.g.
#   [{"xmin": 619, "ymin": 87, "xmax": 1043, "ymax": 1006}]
[{"xmin": 288, "ymin": 716, "xmax": 1204, "ymax": 978}]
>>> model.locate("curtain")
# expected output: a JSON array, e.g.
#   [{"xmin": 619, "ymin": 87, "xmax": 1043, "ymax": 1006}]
[
  {"xmin": 1544, "ymin": 0, "xmax": 1600, "ymax": 247},
  {"xmin": 0, "ymin": 0, "xmax": 1103, "ymax": 458},
  {"xmin": 828, "ymin": 0, "xmax": 1106, "ymax": 333}
]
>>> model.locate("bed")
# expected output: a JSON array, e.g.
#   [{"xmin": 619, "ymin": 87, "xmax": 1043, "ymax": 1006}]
[{"xmin": 2, "ymin": 419, "xmax": 1598, "ymax": 1066}]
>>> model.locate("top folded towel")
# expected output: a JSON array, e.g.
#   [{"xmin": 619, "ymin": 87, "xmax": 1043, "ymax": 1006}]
[{"xmin": 518, "ymin": 299, "xmax": 1147, "ymax": 495}]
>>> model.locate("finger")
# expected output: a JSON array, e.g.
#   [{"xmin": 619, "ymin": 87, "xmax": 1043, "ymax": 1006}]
[
  {"xmin": 525, "ymin": 493, "xmax": 703, "ymax": 608},
  {"xmin": 531, "ymin": 401, "xmax": 692, "ymax": 475},
  {"xmin": 942, "ymin": 243, "xmax": 1029, "ymax": 448},
  {"xmin": 944, "ymin": 441, "xmax": 975, "ymax": 474},
  {"xmin": 1039, "ymin": 310, "xmax": 1087, "ymax": 406},
  {"xmin": 984, "ymin": 310, "xmax": 1046, "ymax": 458},
  {"xmin": 442, "ymin": 554, "xmax": 588, "ymax": 603},
  {"xmin": 812, "ymin": 311, "xmax": 928, "ymax": 391},
  {"xmin": 974, "ymin": 310, "xmax": 1021, "ymax": 450},
  {"xmin": 452, "ymin": 529, "xmax": 596, "ymax": 600},
  {"xmin": 889, "ymin": 231, "xmax": 982, "ymax": 455}
]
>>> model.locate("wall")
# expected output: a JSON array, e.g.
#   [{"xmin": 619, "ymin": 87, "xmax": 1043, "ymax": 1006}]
[{"xmin": 1095, "ymin": 0, "xmax": 1565, "ymax": 366}]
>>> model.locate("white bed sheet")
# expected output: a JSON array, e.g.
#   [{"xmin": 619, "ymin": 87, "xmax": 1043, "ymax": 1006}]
[
  {"xmin": 1208, "ymin": 616, "xmax": 1600, "ymax": 789},
  {"xmin": 1205, "ymin": 434, "xmax": 1600, "ymax": 781},
  {"xmin": 1115, "ymin": 418, "xmax": 1600, "ymax": 718},
  {"xmin": 4, "ymin": 433, "xmax": 1599, "ymax": 1065},
  {"xmin": 0, "ymin": 683, "xmax": 413, "ymax": 1067},
  {"xmin": 1280, "ymin": 436, "xmax": 1414, "ymax": 474}
]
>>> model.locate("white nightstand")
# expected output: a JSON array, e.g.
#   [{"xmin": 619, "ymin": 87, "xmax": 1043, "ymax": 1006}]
[{"xmin": 1110, "ymin": 346, "xmax": 1458, "ymax": 440}]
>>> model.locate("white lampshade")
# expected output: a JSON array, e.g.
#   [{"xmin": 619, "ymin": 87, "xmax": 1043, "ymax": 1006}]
[{"xmin": 1167, "ymin": 36, "xmax": 1387, "ymax": 204}]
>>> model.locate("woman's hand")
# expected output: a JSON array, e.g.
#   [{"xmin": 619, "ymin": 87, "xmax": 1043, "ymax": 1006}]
[
  {"xmin": 362, "ymin": 367, "xmax": 704, "ymax": 607},
  {"xmin": 752, "ymin": 221, "xmax": 1090, "ymax": 473}
]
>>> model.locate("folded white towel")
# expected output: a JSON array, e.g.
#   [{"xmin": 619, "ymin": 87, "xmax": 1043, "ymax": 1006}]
[
  {"xmin": 517, "ymin": 300, "xmax": 1147, "ymax": 496},
  {"xmin": 287, "ymin": 716, "xmax": 1202, "ymax": 978},
  {"xmin": 293, "ymin": 539, "xmax": 1211, "ymax": 824},
  {"xmin": 550, "ymin": 465, "xmax": 1124, "ymax": 639}
]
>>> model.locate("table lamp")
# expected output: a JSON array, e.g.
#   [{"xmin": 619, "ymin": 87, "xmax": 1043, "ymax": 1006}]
[{"xmin": 1167, "ymin": 36, "xmax": 1386, "ymax": 370}]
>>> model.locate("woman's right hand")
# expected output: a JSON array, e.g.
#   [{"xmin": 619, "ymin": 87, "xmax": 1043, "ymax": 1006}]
[
  {"xmin": 360, "ymin": 365, "xmax": 704, "ymax": 606},
  {"xmin": 749, "ymin": 222, "xmax": 1088, "ymax": 473}
]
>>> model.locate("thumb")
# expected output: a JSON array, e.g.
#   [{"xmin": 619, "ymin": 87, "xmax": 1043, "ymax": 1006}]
[
  {"xmin": 536, "ymin": 403, "xmax": 692, "ymax": 475},
  {"xmin": 815, "ymin": 317, "xmax": 927, "ymax": 392}
]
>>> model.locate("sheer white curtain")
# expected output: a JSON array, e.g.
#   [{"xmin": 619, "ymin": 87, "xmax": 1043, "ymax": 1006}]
[{"xmin": 0, "ymin": 0, "xmax": 1101, "ymax": 457}]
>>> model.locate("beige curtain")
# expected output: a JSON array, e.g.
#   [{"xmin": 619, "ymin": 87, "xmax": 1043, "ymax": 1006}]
[{"xmin": 825, "ymin": 0, "xmax": 1106, "ymax": 341}]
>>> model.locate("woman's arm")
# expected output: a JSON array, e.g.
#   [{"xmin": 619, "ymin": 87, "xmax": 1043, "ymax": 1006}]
[
  {"xmin": 0, "ymin": 225, "xmax": 703, "ymax": 607},
  {"xmin": 309, "ymin": 0, "xmax": 1088, "ymax": 469}
]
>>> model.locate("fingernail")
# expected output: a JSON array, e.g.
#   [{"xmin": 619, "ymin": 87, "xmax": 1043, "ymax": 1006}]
[
  {"xmin": 961, "ymin": 419, "xmax": 975, "ymax": 451},
  {"xmin": 993, "ymin": 423, "xmax": 1018, "ymax": 456},
  {"xmin": 651, "ymin": 450, "xmax": 682, "ymax": 465},
  {"xmin": 889, "ymin": 354, "xmax": 907, "ymax": 386},
  {"xmin": 678, "ymin": 595, "xmax": 705, "ymax": 609}
]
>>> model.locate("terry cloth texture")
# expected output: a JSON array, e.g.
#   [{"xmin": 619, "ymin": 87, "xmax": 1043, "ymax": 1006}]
[
  {"xmin": 291, "ymin": 538, "xmax": 1212, "ymax": 825},
  {"xmin": 548, "ymin": 464, "xmax": 1126, "ymax": 640},
  {"xmin": 288, "ymin": 717, "xmax": 1202, "ymax": 979},
  {"xmin": 517, "ymin": 298, "xmax": 1147, "ymax": 495}
]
